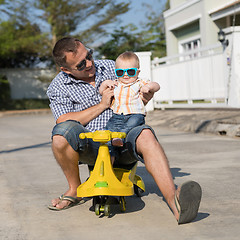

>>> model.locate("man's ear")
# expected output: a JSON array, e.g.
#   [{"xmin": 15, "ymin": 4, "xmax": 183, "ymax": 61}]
[{"xmin": 60, "ymin": 66, "xmax": 70, "ymax": 74}]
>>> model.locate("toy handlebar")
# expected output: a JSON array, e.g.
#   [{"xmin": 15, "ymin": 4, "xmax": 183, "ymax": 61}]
[{"xmin": 79, "ymin": 130, "xmax": 126, "ymax": 143}]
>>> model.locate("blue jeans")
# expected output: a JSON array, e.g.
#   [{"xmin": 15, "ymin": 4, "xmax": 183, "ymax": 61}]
[
  {"xmin": 105, "ymin": 113, "xmax": 145, "ymax": 156},
  {"xmin": 105, "ymin": 113, "xmax": 145, "ymax": 134},
  {"xmin": 51, "ymin": 120, "xmax": 156, "ymax": 167}
]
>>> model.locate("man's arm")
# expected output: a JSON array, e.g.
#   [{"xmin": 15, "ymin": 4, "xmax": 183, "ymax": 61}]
[{"xmin": 56, "ymin": 87, "xmax": 114, "ymax": 124}]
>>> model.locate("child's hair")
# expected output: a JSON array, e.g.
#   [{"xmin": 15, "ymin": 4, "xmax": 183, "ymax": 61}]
[{"xmin": 116, "ymin": 51, "xmax": 140, "ymax": 68}]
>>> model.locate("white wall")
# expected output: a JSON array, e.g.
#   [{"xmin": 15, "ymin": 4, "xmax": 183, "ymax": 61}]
[
  {"xmin": 0, "ymin": 68, "xmax": 55, "ymax": 99},
  {"xmin": 135, "ymin": 51, "xmax": 154, "ymax": 112},
  {"xmin": 226, "ymin": 27, "xmax": 240, "ymax": 107}
]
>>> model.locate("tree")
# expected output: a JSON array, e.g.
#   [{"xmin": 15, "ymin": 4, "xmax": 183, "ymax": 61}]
[
  {"xmin": 97, "ymin": 0, "xmax": 170, "ymax": 60},
  {"xmin": 97, "ymin": 25, "xmax": 145, "ymax": 60},
  {"xmin": 0, "ymin": 0, "xmax": 130, "ymax": 67},
  {"xmin": 0, "ymin": 0, "xmax": 47, "ymax": 67},
  {"xmin": 139, "ymin": 0, "xmax": 170, "ymax": 58},
  {"xmin": 34, "ymin": 0, "xmax": 130, "ymax": 48}
]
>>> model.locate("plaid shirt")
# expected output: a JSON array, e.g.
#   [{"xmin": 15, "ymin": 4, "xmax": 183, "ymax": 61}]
[{"xmin": 47, "ymin": 59, "xmax": 115, "ymax": 131}]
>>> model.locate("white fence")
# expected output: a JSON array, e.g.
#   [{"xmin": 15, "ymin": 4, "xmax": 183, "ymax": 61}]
[
  {"xmin": 151, "ymin": 44, "xmax": 228, "ymax": 109},
  {"xmin": 148, "ymin": 27, "xmax": 240, "ymax": 109}
]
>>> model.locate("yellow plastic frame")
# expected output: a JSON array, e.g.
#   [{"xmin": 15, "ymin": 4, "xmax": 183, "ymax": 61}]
[{"xmin": 77, "ymin": 130, "xmax": 145, "ymax": 198}]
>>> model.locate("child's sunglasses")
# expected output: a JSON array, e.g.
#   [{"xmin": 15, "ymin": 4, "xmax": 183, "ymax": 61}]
[{"xmin": 115, "ymin": 68, "xmax": 138, "ymax": 77}]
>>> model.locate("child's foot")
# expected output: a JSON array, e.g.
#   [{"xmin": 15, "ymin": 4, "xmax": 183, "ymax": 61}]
[{"xmin": 112, "ymin": 138, "xmax": 123, "ymax": 147}]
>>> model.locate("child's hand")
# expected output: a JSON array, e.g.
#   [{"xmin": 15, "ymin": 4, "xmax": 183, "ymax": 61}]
[
  {"xmin": 140, "ymin": 85, "xmax": 154, "ymax": 105},
  {"xmin": 141, "ymin": 85, "xmax": 152, "ymax": 94}
]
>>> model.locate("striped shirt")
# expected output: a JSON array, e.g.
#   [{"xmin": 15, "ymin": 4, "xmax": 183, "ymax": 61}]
[
  {"xmin": 112, "ymin": 79, "xmax": 150, "ymax": 115},
  {"xmin": 47, "ymin": 60, "xmax": 115, "ymax": 131}
]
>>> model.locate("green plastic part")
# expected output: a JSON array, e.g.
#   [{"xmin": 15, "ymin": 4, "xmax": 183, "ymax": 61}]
[{"xmin": 95, "ymin": 181, "xmax": 108, "ymax": 188}]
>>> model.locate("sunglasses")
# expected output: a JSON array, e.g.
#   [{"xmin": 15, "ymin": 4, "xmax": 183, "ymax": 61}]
[
  {"xmin": 115, "ymin": 68, "xmax": 138, "ymax": 77},
  {"xmin": 73, "ymin": 49, "xmax": 93, "ymax": 71}
]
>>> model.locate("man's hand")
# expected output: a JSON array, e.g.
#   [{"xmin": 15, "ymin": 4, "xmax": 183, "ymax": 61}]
[{"xmin": 100, "ymin": 87, "xmax": 114, "ymax": 109}]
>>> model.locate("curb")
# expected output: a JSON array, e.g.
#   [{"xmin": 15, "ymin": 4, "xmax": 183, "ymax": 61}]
[
  {"xmin": 146, "ymin": 109, "xmax": 240, "ymax": 138},
  {"xmin": 0, "ymin": 108, "xmax": 51, "ymax": 118}
]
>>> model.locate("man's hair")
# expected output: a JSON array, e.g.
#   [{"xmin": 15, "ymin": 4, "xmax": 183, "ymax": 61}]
[
  {"xmin": 53, "ymin": 37, "xmax": 82, "ymax": 68},
  {"xmin": 116, "ymin": 51, "xmax": 140, "ymax": 68}
]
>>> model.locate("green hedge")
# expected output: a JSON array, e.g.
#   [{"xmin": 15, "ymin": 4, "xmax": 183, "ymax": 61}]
[{"xmin": 0, "ymin": 74, "xmax": 11, "ymax": 110}]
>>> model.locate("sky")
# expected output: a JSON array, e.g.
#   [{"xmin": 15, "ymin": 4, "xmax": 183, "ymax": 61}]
[
  {"xmin": 118, "ymin": 0, "xmax": 167, "ymax": 28},
  {"xmin": 0, "ymin": 0, "xmax": 167, "ymax": 46},
  {"xmin": 94, "ymin": 0, "xmax": 167, "ymax": 46}
]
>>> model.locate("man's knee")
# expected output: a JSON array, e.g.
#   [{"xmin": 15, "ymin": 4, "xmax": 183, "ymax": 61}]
[
  {"xmin": 52, "ymin": 120, "xmax": 82, "ymax": 137},
  {"xmin": 52, "ymin": 135, "xmax": 69, "ymax": 151},
  {"xmin": 51, "ymin": 120, "xmax": 86, "ymax": 152},
  {"xmin": 137, "ymin": 128, "xmax": 156, "ymax": 143}
]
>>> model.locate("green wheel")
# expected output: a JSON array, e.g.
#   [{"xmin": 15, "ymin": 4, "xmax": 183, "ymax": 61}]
[
  {"xmin": 104, "ymin": 204, "xmax": 110, "ymax": 216},
  {"xmin": 95, "ymin": 204, "xmax": 100, "ymax": 216}
]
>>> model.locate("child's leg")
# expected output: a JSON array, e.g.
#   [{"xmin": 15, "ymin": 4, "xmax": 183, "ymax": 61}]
[
  {"xmin": 111, "ymin": 115, "xmax": 145, "ymax": 147},
  {"xmin": 108, "ymin": 143, "xmax": 117, "ymax": 165},
  {"xmin": 110, "ymin": 156, "xmax": 115, "ymax": 165},
  {"xmin": 106, "ymin": 114, "xmax": 125, "ymax": 147},
  {"xmin": 123, "ymin": 114, "xmax": 145, "ymax": 133}
]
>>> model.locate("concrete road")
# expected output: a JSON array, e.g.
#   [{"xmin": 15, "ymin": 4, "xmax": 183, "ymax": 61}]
[{"xmin": 0, "ymin": 112, "xmax": 239, "ymax": 240}]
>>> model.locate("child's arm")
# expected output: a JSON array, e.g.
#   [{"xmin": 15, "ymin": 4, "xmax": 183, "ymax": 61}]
[
  {"xmin": 141, "ymin": 82, "xmax": 160, "ymax": 94},
  {"xmin": 139, "ymin": 81, "xmax": 160, "ymax": 105},
  {"xmin": 99, "ymin": 80, "xmax": 117, "ymax": 95}
]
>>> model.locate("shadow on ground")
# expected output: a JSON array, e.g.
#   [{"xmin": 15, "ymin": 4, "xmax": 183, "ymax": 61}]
[
  {"xmin": 0, "ymin": 142, "xmax": 51, "ymax": 154},
  {"xmin": 136, "ymin": 166, "xmax": 191, "ymax": 197}
]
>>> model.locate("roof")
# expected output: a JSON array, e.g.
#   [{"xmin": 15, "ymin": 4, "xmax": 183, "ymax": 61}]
[{"xmin": 209, "ymin": 0, "xmax": 240, "ymax": 15}]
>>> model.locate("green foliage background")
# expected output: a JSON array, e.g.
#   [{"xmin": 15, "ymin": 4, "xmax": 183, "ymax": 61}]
[{"xmin": 0, "ymin": 0, "xmax": 169, "ymax": 67}]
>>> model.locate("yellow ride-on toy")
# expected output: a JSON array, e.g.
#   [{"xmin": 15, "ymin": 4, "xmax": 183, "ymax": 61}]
[{"xmin": 77, "ymin": 130, "xmax": 145, "ymax": 216}]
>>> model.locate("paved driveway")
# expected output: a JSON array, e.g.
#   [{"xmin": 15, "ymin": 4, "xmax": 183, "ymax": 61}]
[{"xmin": 0, "ymin": 112, "xmax": 239, "ymax": 240}]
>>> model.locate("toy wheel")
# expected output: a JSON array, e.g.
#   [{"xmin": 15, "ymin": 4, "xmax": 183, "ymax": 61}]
[
  {"xmin": 134, "ymin": 185, "xmax": 144, "ymax": 197},
  {"xmin": 119, "ymin": 196, "xmax": 126, "ymax": 212},
  {"xmin": 95, "ymin": 204, "xmax": 100, "ymax": 216},
  {"xmin": 104, "ymin": 204, "xmax": 110, "ymax": 216}
]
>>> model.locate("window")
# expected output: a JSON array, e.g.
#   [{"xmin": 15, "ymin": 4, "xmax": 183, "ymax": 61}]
[{"xmin": 179, "ymin": 38, "xmax": 201, "ymax": 60}]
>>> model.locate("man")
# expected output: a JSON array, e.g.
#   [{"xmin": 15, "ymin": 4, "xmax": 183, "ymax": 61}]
[{"xmin": 47, "ymin": 37, "xmax": 202, "ymax": 224}]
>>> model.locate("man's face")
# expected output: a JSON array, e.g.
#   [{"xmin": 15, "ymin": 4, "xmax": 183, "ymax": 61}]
[{"xmin": 61, "ymin": 43, "xmax": 96, "ymax": 81}]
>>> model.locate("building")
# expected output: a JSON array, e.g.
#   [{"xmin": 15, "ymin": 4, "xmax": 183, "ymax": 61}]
[
  {"xmin": 150, "ymin": 0, "xmax": 240, "ymax": 108},
  {"xmin": 164, "ymin": 0, "xmax": 240, "ymax": 56}
]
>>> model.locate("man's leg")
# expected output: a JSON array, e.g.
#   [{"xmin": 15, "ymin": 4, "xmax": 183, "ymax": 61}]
[
  {"xmin": 50, "ymin": 135, "xmax": 81, "ymax": 209},
  {"xmin": 49, "ymin": 120, "xmax": 97, "ymax": 210},
  {"xmin": 135, "ymin": 129, "xmax": 179, "ymax": 220}
]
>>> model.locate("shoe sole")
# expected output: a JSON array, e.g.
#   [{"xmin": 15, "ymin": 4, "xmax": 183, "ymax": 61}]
[{"xmin": 177, "ymin": 181, "xmax": 202, "ymax": 224}]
